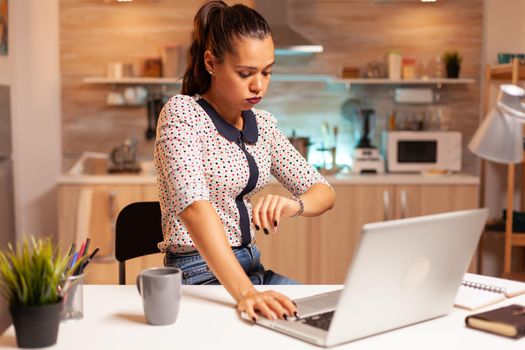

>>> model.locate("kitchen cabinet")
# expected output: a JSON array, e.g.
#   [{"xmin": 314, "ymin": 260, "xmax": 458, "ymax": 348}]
[
  {"xmin": 392, "ymin": 185, "xmax": 479, "ymax": 219},
  {"xmin": 309, "ymin": 185, "xmax": 389, "ymax": 284},
  {"xmin": 251, "ymin": 185, "xmax": 313, "ymax": 284},
  {"xmin": 253, "ymin": 183, "xmax": 478, "ymax": 284},
  {"xmin": 57, "ymin": 184, "xmax": 163, "ymax": 285},
  {"xmin": 58, "ymin": 175, "xmax": 478, "ymax": 285}
]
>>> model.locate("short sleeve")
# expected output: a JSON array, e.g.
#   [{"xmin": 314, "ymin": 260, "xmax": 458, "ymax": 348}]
[
  {"xmin": 267, "ymin": 114, "xmax": 332, "ymax": 197},
  {"xmin": 154, "ymin": 96, "xmax": 210, "ymax": 215}
]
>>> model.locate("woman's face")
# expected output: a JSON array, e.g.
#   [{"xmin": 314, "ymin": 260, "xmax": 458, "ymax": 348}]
[{"xmin": 207, "ymin": 35, "xmax": 275, "ymax": 111}]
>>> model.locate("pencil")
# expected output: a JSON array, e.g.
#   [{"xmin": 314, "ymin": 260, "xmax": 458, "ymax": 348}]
[
  {"xmin": 79, "ymin": 247, "xmax": 99, "ymax": 275},
  {"xmin": 66, "ymin": 242, "xmax": 76, "ymax": 271}
]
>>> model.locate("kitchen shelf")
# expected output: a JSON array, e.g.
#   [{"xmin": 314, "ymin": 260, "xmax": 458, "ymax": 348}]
[
  {"xmin": 84, "ymin": 75, "xmax": 476, "ymax": 86},
  {"xmin": 83, "ymin": 74, "xmax": 335, "ymax": 85},
  {"xmin": 83, "ymin": 77, "xmax": 182, "ymax": 85},
  {"xmin": 331, "ymin": 77, "xmax": 476, "ymax": 86},
  {"xmin": 489, "ymin": 62, "xmax": 525, "ymax": 80},
  {"xmin": 270, "ymin": 74, "xmax": 334, "ymax": 82}
]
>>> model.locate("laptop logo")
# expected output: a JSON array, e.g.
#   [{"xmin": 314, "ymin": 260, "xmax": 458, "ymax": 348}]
[{"xmin": 403, "ymin": 257, "xmax": 431, "ymax": 289}]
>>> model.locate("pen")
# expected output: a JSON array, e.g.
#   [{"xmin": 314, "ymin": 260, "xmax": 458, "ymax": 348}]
[
  {"xmin": 74, "ymin": 239, "xmax": 89, "ymax": 275},
  {"xmin": 67, "ymin": 242, "xmax": 76, "ymax": 257},
  {"xmin": 79, "ymin": 247, "xmax": 99, "ymax": 275},
  {"xmin": 77, "ymin": 241, "xmax": 86, "ymax": 263},
  {"xmin": 66, "ymin": 242, "xmax": 76, "ymax": 270},
  {"xmin": 82, "ymin": 238, "xmax": 91, "ymax": 258},
  {"xmin": 69, "ymin": 252, "xmax": 79, "ymax": 272}
]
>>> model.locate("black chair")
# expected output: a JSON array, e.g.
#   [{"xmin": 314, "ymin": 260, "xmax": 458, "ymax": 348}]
[{"xmin": 115, "ymin": 201, "xmax": 164, "ymax": 285}]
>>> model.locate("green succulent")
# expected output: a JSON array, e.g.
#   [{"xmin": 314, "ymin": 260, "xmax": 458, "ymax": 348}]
[
  {"xmin": 0, "ymin": 237, "xmax": 83, "ymax": 306},
  {"xmin": 442, "ymin": 51, "xmax": 462, "ymax": 66}
]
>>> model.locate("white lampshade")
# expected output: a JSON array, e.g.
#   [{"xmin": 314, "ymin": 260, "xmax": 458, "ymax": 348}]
[{"xmin": 468, "ymin": 84, "xmax": 525, "ymax": 164}]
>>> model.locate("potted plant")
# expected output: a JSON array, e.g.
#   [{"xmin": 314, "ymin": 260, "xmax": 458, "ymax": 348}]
[
  {"xmin": 442, "ymin": 51, "xmax": 462, "ymax": 78},
  {"xmin": 0, "ymin": 237, "xmax": 80, "ymax": 348}
]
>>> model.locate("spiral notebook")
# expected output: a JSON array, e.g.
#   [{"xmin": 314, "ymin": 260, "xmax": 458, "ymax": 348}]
[{"xmin": 454, "ymin": 273, "xmax": 525, "ymax": 310}]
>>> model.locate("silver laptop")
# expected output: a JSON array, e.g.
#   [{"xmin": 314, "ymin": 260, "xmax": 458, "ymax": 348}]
[{"xmin": 244, "ymin": 208, "xmax": 488, "ymax": 347}]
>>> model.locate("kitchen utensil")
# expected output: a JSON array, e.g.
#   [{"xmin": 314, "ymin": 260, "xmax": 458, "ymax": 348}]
[
  {"xmin": 106, "ymin": 91, "xmax": 125, "ymax": 106},
  {"xmin": 109, "ymin": 138, "xmax": 141, "ymax": 173},
  {"xmin": 352, "ymin": 108, "xmax": 384, "ymax": 174},
  {"xmin": 288, "ymin": 130, "xmax": 311, "ymax": 160},
  {"xmin": 145, "ymin": 92, "xmax": 164, "ymax": 140}
]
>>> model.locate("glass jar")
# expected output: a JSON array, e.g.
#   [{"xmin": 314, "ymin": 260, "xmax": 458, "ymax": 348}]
[{"xmin": 402, "ymin": 58, "xmax": 417, "ymax": 80}]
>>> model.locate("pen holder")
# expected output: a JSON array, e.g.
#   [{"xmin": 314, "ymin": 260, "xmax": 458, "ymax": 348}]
[{"xmin": 61, "ymin": 274, "xmax": 84, "ymax": 321}]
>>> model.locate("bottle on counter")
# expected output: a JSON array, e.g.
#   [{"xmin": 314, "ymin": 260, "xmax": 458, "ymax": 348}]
[{"xmin": 388, "ymin": 110, "xmax": 396, "ymax": 130}]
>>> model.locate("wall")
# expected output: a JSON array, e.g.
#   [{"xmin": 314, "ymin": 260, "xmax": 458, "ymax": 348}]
[
  {"xmin": 0, "ymin": 0, "xmax": 62, "ymax": 336},
  {"xmin": 60, "ymin": 0, "xmax": 252, "ymax": 169},
  {"xmin": 8, "ymin": 0, "xmax": 61, "ymax": 239},
  {"xmin": 60, "ymin": 0, "xmax": 483, "ymax": 175}
]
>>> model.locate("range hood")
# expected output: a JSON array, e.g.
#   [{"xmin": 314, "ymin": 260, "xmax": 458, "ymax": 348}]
[{"xmin": 253, "ymin": 0, "xmax": 323, "ymax": 55}]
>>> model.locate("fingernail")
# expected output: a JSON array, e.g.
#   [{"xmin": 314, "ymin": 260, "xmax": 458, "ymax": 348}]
[
  {"xmin": 294, "ymin": 311, "xmax": 299, "ymax": 318},
  {"xmin": 252, "ymin": 317, "xmax": 257, "ymax": 323},
  {"xmin": 263, "ymin": 228, "xmax": 269, "ymax": 235},
  {"xmin": 283, "ymin": 313, "xmax": 288, "ymax": 320},
  {"xmin": 274, "ymin": 221, "xmax": 278, "ymax": 227},
  {"xmin": 255, "ymin": 225, "xmax": 260, "ymax": 231},
  {"xmin": 292, "ymin": 301, "xmax": 297, "ymax": 306}
]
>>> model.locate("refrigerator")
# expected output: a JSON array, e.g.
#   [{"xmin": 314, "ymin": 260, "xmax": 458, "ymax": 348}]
[{"xmin": 0, "ymin": 85, "xmax": 15, "ymax": 250}]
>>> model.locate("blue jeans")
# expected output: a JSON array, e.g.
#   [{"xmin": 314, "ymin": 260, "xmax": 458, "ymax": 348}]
[{"xmin": 164, "ymin": 245, "xmax": 299, "ymax": 285}]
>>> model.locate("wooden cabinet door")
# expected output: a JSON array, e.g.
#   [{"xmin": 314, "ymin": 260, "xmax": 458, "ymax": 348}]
[
  {"xmin": 250, "ymin": 184, "xmax": 312, "ymax": 284},
  {"xmin": 394, "ymin": 185, "xmax": 478, "ymax": 219},
  {"xmin": 393, "ymin": 184, "xmax": 479, "ymax": 272},
  {"xmin": 143, "ymin": 184, "xmax": 159, "ymax": 201},
  {"xmin": 310, "ymin": 185, "xmax": 392, "ymax": 284},
  {"xmin": 58, "ymin": 185, "xmax": 143, "ymax": 284},
  {"xmin": 138, "ymin": 184, "xmax": 164, "ymax": 280}
]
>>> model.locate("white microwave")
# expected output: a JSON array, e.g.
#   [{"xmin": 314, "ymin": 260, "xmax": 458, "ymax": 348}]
[{"xmin": 382, "ymin": 131, "xmax": 462, "ymax": 173}]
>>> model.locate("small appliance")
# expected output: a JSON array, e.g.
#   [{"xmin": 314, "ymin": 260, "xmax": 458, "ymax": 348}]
[
  {"xmin": 109, "ymin": 137, "xmax": 141, "ymax": 173},
  {"xmin": 351, "ymin": 109, "xmax": 385, "ymax": 174},
  {"xmin": 383, "ymin": 131, "xmax": 462, "ymax": 173}
]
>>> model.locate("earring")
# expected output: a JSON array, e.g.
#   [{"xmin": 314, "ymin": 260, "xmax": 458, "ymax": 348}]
[{"xmin": 208, "ymin": 70, "xmax": 214, "ymax": 76}]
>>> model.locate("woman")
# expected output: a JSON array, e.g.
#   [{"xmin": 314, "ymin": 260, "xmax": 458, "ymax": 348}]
[{"xmin": 154, "ymin": 1, "xmax": 335, "ymax": 322}]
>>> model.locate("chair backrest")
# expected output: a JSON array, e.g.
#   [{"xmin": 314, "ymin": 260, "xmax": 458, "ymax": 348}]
[{"xmin": 115, "ymin": 201, "xmax": 164, "ymax": 285}]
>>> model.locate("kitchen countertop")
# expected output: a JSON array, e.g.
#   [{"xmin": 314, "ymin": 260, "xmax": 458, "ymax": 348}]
[{"xmin": 57, "ymin": 172, "xmax": 479, "ymax": 186}]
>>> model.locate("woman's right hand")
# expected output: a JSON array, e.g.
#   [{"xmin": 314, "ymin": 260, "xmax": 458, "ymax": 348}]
[
  {"xmin": 252, "ymin": 194, "xmax": 301, "ymax": 234},
  {"xmin": 236, "ymin": 289, "xmax": 298, "ymax": 322}
]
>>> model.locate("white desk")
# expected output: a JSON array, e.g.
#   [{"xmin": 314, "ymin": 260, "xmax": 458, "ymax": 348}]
[{"xmin": 0, "ymin": 285, "xmax": 524, "ymax": 349}]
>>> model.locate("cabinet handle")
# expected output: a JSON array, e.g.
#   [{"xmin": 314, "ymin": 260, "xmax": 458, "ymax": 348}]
[
  {"xmin": 383, "ymin": 190, "xmax": 391, "ymax": 221},
  {"xmin": 108, "ymin": 190, "xmax": 118, "ymax": 221},
  {"xmin": 96, "ymin": 190, "xmax": 118, "ymax": 263},
  {"xmin": 400, "ymin": 190, "xmax": 408, "ymax": 219}
]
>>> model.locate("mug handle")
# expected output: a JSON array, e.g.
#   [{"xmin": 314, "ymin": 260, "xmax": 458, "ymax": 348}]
[{"xmin": 136, "ymin": 274, "xmax": 142, "ymax": 295}]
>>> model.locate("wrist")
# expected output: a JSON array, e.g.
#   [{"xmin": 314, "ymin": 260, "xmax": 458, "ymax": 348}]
[
  {"xmin": 236, "ymin": 287, "xmax": 257, "ymax": 302},
  {"xmin": 289, "ymin": 196, "xmax": 304, "ymax": 217}
]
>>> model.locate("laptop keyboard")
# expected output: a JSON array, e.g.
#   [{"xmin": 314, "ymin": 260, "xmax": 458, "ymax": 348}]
[{"xmin": 298, "ymin": 311, "xmax": 334, "ymax": 331}]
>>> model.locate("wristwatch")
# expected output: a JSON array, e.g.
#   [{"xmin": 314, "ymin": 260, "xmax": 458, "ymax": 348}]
[{"xmin": 289, "ymin": 196, "xmax": 304, "ymax": 217}]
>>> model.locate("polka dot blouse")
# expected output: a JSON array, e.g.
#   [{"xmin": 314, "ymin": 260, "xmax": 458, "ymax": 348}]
[{"xmin": 154, "ymin": 94, "xmax": 331, "ymax": 254}]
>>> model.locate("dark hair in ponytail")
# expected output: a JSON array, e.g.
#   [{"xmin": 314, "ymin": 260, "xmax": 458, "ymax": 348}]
[{"xmin": 182, "ymin": 1, "xmax": 272, "ymax": 96}]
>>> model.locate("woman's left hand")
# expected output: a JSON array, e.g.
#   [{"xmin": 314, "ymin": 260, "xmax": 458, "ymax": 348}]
[{"xmin": 252, "ymin": 194, "xmax": 300, "ymax": 234}]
